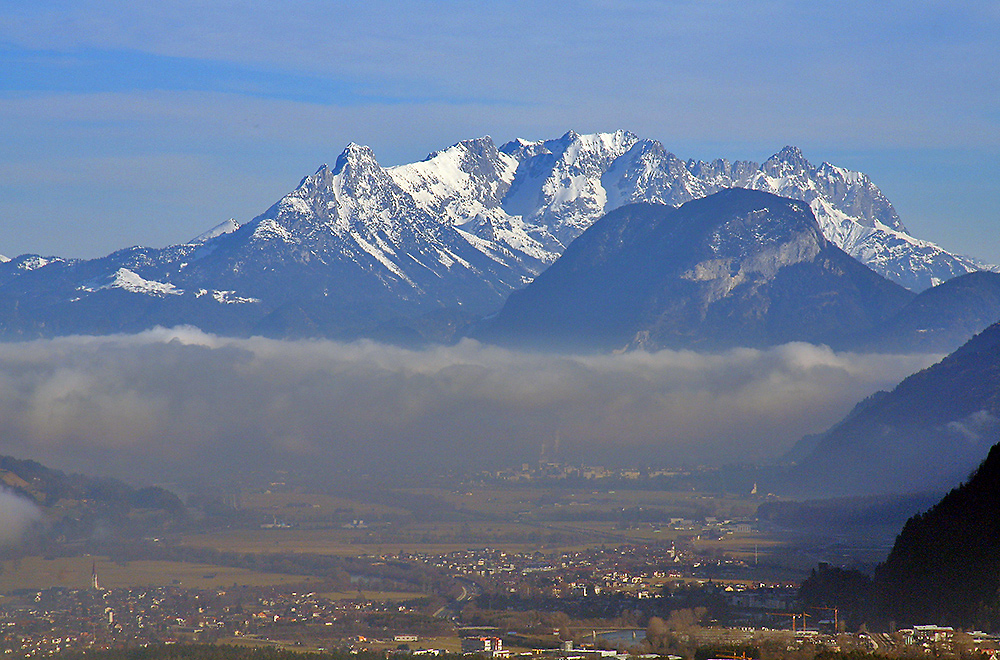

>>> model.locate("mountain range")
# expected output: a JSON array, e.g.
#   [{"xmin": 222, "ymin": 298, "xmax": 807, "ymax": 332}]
[{"xmin": 0, "ymin": 131, "xmax": 993, "ymax": 342}]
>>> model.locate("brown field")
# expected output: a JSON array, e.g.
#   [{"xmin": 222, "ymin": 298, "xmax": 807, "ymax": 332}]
[
  {"xmin": 0, "ymin": 556, "xmax": 322, "ymax": 593},
  {"xmin": 175, "ymin": 525, "xmax": 590, "ymax": 556},
  {"xmin": 239, "ymin": 491, "xmax": 410, "ymax": 523},
  {"xmin": 0, "ymin": 556, "xmax": 425, "ymax": 601},
  {"xmin": 169, "ymin": 485, "xmax": 786, "ymax": 563},
  {"xmin": 397, "ymin": 486, "xmax": 758, "ymax": 520}
]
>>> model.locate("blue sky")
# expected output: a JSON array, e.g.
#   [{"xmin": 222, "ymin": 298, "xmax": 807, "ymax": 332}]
[{"xmin": 1, "ymin": 1, "xmax": 998, "ymax": 262}]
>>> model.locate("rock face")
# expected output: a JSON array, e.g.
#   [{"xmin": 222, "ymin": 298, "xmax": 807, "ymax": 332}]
[
  {"xmin": 792, "ymin": 319, "xmax": 1000, "ymax": 497},
  {"xmin": 0, "ymin": 131, "xmax": 990, "ymax": 340},
  {"xmin": 481, "ymin": 189, "xmax": 914, "ymax": 351},
  {"xmin": 500, "ymin": 130, "xmax": 640, "ymax": 251}
]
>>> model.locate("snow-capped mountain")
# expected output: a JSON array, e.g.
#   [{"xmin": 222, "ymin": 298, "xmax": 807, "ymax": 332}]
[
  {"xmin": 0, "ymin": 131, "xmax": 991, "ymax": 341},
  {"xmin": 500, "ymin": 130, "xmax": 639, "ymax": 251},
  {"xmin": 703, "ymin": 146, "xmax": 987, "ymax": 291},
  {"xmin": 210, "ymin": 142, "xmax": 544, "ymax": 309},
  {"xmin": 386, "ymin": 136, "xmax": 549, "ymax": 264},
  {"xmin": 502, "ymin": 135, "xmax": 989, "ymax": 292}
]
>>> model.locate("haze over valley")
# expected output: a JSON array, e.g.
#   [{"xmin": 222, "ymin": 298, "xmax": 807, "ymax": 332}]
[{"xmin": 0, "ymin": 327, "xmax": 939, "ymax": 487}]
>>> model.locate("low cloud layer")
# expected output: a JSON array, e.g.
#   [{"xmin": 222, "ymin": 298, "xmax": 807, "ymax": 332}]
[
  {"xmin": 0, "ymin": 328, "xmax": 939, "ymax": 485},
  {"xmin": 0, "ymin": 489, "xmax": 41, "ymax": 545}
]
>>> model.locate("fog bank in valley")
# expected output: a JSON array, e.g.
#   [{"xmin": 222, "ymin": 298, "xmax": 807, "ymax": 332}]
[
  {"xmin": 0, "ymin": 327, "xmax": 939, "ymax": 486},
  {"xmin": 0, "ymin": 489, "xmax": 41, "ymax": 545}
]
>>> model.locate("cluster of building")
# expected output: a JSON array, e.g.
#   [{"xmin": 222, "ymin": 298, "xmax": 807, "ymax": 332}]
[
  {"xmin": 5, "ymin": 577, "xmax": 1000, "ymax": 659},
  {"xmin": 0, "ymin": 583, "xmax": 422, "ymax": 656},
  {"xmin": 400, "ymin": 545, "xmax": 690, "ymax": 600},
  {"xmin": 399, "ymin": 543, "xmax": 780, "ymax": 603},
  {"xmin": 480, "ymin": 464, "xmax": 692, "ymax": 483},
  {"xmin": 895, "ymin": 626, "xmax": 1000, "ymax": 656},
  {"xmin": 7, "ymin": 533, "xmax": 999, "ymax": 660}
]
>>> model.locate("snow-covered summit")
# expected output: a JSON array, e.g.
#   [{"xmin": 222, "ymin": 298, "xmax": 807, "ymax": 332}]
[
  {"xmin": 500, "ymin": 129, "xmax": 639, "ymax": 250},
  {"xmin": 208, "ymin": 141, "xmax": 550, "ymax": 313},
  {"xmin": 189, "ymin": 218, "xmax": 240, "ymax": 244},
  {"xmin": 388, "ymin": 137, "xmax": 550, "ymax": 264},
  {"xmin": 100, "ymin": 268, "xmax": 183, "ymax": 297}
]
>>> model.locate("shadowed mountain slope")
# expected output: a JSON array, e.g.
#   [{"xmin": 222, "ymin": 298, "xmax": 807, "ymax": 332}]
[
  {"xmin": 793, "ymin": 319, "xmax": 1000, "ymax": 496},
  {"xmin": 481, "ymin": 189, "xmax": 914, "ymax": 351}
]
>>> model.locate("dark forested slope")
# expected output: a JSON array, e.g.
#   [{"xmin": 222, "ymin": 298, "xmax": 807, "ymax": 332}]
[{"xmin": 873, "ymin": 441, "xmax": 1000, "ymax": 629}]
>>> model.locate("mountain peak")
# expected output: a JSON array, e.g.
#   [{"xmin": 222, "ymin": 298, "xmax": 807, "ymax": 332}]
[
  {"xmin": 334, "ymin": 142, "xmax": 379, "ymax": 171},
  {"xmin": 0, "ymin": 129, "xmax": 989, "ymax": 344},
  {"xmin": 565, "ymin": 129, "xmax": 638, "ymax": 149},
  {"xmin": 321, "ymin": 143, "xmax": 390, "ymax": 198},
  {"xmin": 422, "ymin": 135, "xmax": 499, "ymax": 162},
  {"xmin": 459, "ymin": 135, "xmax": 496, "ymax": 149},
  {"xmin": 767, "ymin": 145, "xmax": 810, "ymax": 170}
]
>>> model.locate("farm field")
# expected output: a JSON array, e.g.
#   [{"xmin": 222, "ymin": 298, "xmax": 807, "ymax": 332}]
[
  {"xmin": 174, "ymin": 525, "xmax": 591, "ymax": 556},
  {"xmin": 5, "ymin": 480, "xmax": 866, "ymax": 595},
  {"xmin": 238, "ymin": 491, "xmax": 410, "ymax": 523},
  {"xmin": 0, "ymin": 556, "xmax": 320, "ymax": 593},
  {"xmin": 170, "ymin": 484, "xmax": 806, "ymax": 573},
  {"xmin": 393, "ymin": 486, "xmax": 759, "ymax": 521}
]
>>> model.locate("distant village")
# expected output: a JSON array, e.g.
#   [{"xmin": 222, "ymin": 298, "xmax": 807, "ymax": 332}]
[
  {"xmin": 6, "ymin": 544, "xmax": 1000, "ymax": 659},
  {"xmin": 483, "ymin": 463, "xmax": 692, "ymax": 483}
]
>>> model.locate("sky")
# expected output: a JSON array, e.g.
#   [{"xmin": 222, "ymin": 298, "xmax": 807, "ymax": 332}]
[{"xmin": 1, "ymin": 1, "xmax": 999, "ymax": 262}]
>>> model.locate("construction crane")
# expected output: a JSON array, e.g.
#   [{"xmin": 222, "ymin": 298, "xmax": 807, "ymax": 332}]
[
  {"xmin": 769, "ymin": 611, "xmax": 811, "ymax": 632},
  {"xmin": 810, "ymin": 606, "xmax": 839, "ymax": 632}
]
